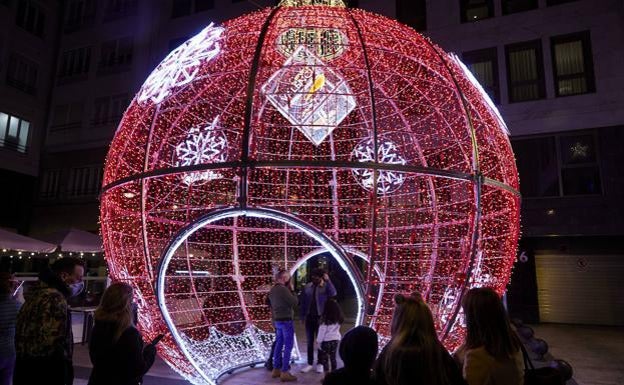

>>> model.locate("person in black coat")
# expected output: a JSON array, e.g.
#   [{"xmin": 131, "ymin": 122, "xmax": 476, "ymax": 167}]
[
  {"xmin": 322, "ymin": 326, "xmax": 378, "ymax": 385},
  {"xmin": 88, "ymin": 282, "xmax": 156, "ymax": 385}
]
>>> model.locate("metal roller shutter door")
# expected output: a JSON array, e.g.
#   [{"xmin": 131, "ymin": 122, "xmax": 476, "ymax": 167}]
[{"xmin": 535, "ymin": 254, "xmax": 624, "ymax": 326}]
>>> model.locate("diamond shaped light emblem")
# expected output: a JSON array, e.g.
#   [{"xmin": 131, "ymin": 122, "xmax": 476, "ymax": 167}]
[{"xmin": 261, "ymin": 45, "xmax": 356, "ymax": 146}]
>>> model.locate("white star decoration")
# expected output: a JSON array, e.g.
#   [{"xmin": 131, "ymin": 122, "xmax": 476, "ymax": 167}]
[
  {"xmin": 570, "ymin": 142, "xmax": 589, "ymax": 159},
  {"xmin": 351, "ymin": 138, "xmax": 407, "ymax": 195},
  {"xmin": 175, "ymin": 117, "xmax": 228, "ymax": 186},
  {"xmin": 138, "ymin": 23, "xmax": 224, "ymax": 105}
]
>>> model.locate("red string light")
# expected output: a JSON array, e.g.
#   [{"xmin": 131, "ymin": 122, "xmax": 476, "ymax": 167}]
[{"xmin": 100, "ymin": 4, "xmax": 520, "ymax": 384}]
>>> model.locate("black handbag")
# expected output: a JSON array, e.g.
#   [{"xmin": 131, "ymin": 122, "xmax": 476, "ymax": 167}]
[{"xmin": 521, "ymin": 343, "xmax": 565, "ymax": 385}]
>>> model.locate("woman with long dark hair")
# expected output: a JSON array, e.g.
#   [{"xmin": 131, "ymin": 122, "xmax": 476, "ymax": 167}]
[
  {"xmin": 373, "ymin": 292, "xmax": 465, "ymax": 385},
  {"xmin": 455, "ymin": 287, "xmax": 523, "ymax": 385},
  {"xmin": 88, "ymin": 282, "xmax": 156, "ymax": 385}
]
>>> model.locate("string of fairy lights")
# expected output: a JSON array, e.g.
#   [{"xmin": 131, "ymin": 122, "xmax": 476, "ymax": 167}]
[
  {"xmin": 0, "ymin": 250, "xmax": 101, "ymax": 260},
  {"xmin": 100, "ymin": 1, "xmax": 520, "ymax": 384}
]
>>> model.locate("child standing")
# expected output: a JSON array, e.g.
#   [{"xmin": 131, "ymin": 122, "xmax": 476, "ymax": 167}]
[{"xmin": 315, "ymin": 299, "xmax": 344, "ymax": 374}]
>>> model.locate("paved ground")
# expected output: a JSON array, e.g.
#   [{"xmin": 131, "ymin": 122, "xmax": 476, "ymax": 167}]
[
  {"xmin": 70, "ymin": 322, "xmax": 623, "ymax": 385},
  {"xmin": 530, "ymin": 324, "xmax": 624, "ymax": 385}
]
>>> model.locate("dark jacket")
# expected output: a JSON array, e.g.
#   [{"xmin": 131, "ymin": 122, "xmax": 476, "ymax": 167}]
[
  {"xmin": 323, "ymin": 326, "xmax": 378, "ymax": 385},
  {"xmin": 0, "ymin": 294, "xmax": 21, "ymax": 357},
  {"xmin": 324, "ymin": 367, "xmax": 376, "ymax": 385},
  {"xmin": 299, "ymin": 279, "xmax": 337, "ymax": 319},
  {"xmin": 88, "ymin": 321, "xmax": 156, "ymax": 385},
  {"xmin": 14, "ymin": 268, "xmax": 74, "ymax": 385},
  {"xmin": 268, "ymin": 284, "xmax": 298, "ymax": 320},
  {"xmin": 15, "ymin": 268, "xmax": 72, "ymax": 359}
]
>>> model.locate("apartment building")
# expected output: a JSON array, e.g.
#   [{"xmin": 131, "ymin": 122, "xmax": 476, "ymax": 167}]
[
  {"xmin": 0, "ymin": 0, "xmax": 61, "ymax": 232},
  {"xmin": 407, "ymin": 0, "xmax": 624, "ymax": 325}
]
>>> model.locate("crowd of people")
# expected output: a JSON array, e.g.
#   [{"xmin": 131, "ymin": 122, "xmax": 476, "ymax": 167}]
[
  {"xmin": 0, "ymin": 257, "xmax": 156, "ymax": 385},
  {"xmin": 0, "ymin": 258, "xmax": 529, "ymax": 385},
  {"xmin": 269, "ymin": 268, "xmax": 526, "ymax": 385}
]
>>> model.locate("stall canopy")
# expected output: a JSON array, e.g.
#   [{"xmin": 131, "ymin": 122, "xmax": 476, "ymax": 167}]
[
  {"xmin": 40, "ymin": 228, "xmax": 103, "ymax": 253},
  {"xmin": 0, "ymin": 228, "xmax": 57, "ymax": 253}
]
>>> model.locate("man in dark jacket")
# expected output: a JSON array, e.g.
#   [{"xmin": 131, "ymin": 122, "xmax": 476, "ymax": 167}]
[
  {"xmin": 299, "ymin": 268, "xmax": 336, "ymax": 373},
  {"xmin": 14, "ymin": 257, "xmax": 85, "ymax": 385},
  {"xmin": 268, "ymin": 269, "xmax": 298, "ymax": 382}
]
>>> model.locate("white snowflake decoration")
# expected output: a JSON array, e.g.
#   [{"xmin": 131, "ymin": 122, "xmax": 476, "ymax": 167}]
[
  {"xmin": 469, "ymin": 251, "xmax": 495, "ymax": 288},
  {"xmin": 175, "ymin": 117, "xmax": 228, "ymax": 186},
  {"xmin": 351, "ymin": 138, "xmax": 407, "ymax": 195},
  {"xmin": 438, "ymin": 285, "xmax": 460, "ymax": 326},
  {"xmin": 138, "ymin": 23, "xmax": 224, "ymax": 105},
  {"xmin": 436, "ymin": 251, "xmax": 495, "ymax": 330}
]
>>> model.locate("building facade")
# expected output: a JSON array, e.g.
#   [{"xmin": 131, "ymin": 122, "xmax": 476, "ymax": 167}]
[
  {"xmin": 31, "ymin": 0, "xmax": 282, "ymax": 236},
  {"xmin": 0, "ymin": 0, "xmax": 61, "ymax": 233},
  {"xmin": 416, "ymin": 0, "xmax": 624, "ymax": 325}
]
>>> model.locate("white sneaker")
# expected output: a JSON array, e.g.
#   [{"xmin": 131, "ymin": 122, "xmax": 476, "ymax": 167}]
[
  {"xmin": 315, "ymin": 364, "xmax": 324, "ymax": 373},
  {"xmin": 300, "ymin": 364, "xmax": 313, "ymax": 373}
]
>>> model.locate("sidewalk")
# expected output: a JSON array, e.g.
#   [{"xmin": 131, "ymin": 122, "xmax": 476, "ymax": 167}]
[
  {"xmin": 530, "ymin": 324, "xmax": 624, "ymax": 385},
  {"xmin": 70, "ymin": 322, "xmax": 619, "ymax": 385},
  {"xmin": 72, "ymin": 343, "xmax": 191, "ymax": 385}
]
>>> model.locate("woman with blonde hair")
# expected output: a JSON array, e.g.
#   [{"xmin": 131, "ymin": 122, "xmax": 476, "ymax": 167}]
[
  {"xmin": 373, "ymin": 292, "xmax": 465, "ymax": 385},
  {"xmin": 454, "ymin": 287, "xmax": 523, "ymax": 385},
  {"xmin": 88, "ymin": 282, "xmax": 157, "ymax": 385}
]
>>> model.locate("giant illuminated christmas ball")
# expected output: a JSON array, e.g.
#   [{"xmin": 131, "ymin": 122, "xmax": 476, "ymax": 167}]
[{"xmin": 100, "ymin": 0, "xmax": 520, "ymax": 383}]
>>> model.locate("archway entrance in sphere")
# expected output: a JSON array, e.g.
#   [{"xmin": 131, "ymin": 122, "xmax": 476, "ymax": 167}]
[{"xmin": 155, "ymin": 207, "xmax": 368, "ymax": 384}]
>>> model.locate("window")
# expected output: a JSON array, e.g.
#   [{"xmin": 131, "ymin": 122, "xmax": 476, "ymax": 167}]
[
  {"xmin": 67, "ymin": 166, "xmax": 102, "ymax": 198},
  {"xmin": 39, "ymin": 169, "xmax": 62, "ymax": 199},
  {"xmin": 58, "ymin": 46, "xmax": 92, "ymax": 82},
  {"xmin": 65, "ymin": 0, "xmax": 96, "ymax": 33},
  {"xmin": 462, "ymin": 48, "xmax": 500, "ymax": 103},
  {"xmin": 172, "ymin": 0, "xmax": 213, "ymax": 18},
  {"xmin": 51, "ymin": 102, "xmax": 84, "ymax": 132},
  {"xmin": 559, "ymin": 134, "xmax": 601, "ymax": 195},
  {"xmin": 103, "ymin": 0, "xmax": 138, "ymax": 21},
  {"xmin": 502, "ymin": 0, "xmax": 538, "ymax": 15},
  {"xmin": 512, "ymin": 131, "xmax": 602, "ymax": 198},
  {"xmin": 97, "ymin": 37, "xmax": 133, "ymax": 74},
  {"xmin": 172, "ymin": 0, "xmax": 191, "ymax": 18},
  {"xmin": 16, "ymin": 0, "xmax": 45, "ymax": 37},
  {"xmin": 92, "ymin": 94, "xmax": 130, "ymax": 126},
  {"xmin": 551, "ymin": 31, "xmax": 595, "ymax": 97},
  {"xmin": 194, "ymin": 0, "xmax": 214, "ymax": 12},
  {"xmin": 460, "ymin": 0, "xmax": 493, "ymax": 23},
  {"xmin": 396, "ymin": 0, "xmax": 426, "ymax": 31},
  {"xmin": 6, "ymin": 54, "xmax": 38, "ymax": 95},
  {"xmin": 547, "ymin": 0, "xmax": 577, "ymax": 5},
  {"xmin": 0, "ymin": 112, "xmax": 30, "ymax": 153},
  {"xmin": 512, "ymin": 137, "xmax": 560, "ymax": 197},
  {"xmin": 505, "ymin": 40, "xmax": 545, "ymax": 103}
]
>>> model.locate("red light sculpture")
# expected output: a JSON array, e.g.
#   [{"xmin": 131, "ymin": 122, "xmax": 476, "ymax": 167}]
[{"xmin": 100, "ymin": 1, "xmax": 520, "ymax": 383}]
